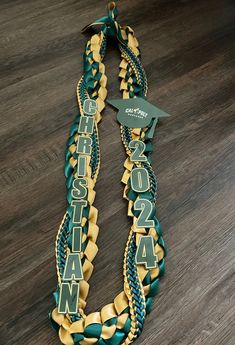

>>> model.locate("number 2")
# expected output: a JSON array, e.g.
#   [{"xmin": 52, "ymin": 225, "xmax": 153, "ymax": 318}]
[
  {"xmin": 134, "ymin": 198, "xmax": 154, "ymax": 228},
  {"xmin": 129, "ymin": 140, "xmax": 147, "ymax": 162}
]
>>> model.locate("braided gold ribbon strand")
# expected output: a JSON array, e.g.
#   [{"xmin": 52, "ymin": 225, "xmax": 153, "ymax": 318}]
[{"xmin": 50, "ymin": 2, "xmax": 166, "ymax": 344}]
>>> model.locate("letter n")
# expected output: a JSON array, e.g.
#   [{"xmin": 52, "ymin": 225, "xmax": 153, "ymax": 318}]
[{"xmin": 58, "ymin": 282, "xmax": 79, "ymax": 314}]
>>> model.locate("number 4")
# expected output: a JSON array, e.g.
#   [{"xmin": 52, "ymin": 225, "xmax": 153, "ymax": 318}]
[{"xmin": 135, "ymin": 236, "xmax": 158, "ymax": 269}]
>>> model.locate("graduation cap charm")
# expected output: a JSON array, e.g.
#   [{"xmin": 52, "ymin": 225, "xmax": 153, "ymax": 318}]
[{"xmin": 108, "ymin": 97, "xmax": 170, "ymax": 138}]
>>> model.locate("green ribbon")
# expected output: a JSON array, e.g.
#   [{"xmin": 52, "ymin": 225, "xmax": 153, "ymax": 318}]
[{"xmin": 82, "ymin": 2, "xmax": 123, "ymax": 39}]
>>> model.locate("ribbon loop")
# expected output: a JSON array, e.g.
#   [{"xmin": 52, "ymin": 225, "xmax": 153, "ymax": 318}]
[
  {"xmin": 108, "ymin": 1, "xmax": 118, "ymax": 20},
  {"xmin": 82, "ymin": 1, "xmax": 119, "ymax": 37}
]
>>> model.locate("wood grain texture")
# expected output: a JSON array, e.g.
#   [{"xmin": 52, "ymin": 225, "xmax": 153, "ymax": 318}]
[{"xmin": 0, "ymin": 0, "xmax": 234, "ymax": 344}]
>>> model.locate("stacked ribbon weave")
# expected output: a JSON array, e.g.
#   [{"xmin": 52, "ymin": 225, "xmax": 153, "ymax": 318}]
[{"xmin": 50, "ymin": 2, "xmax": 166, "ymax": 344}]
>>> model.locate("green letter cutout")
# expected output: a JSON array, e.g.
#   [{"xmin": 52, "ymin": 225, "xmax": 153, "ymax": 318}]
[
  {"xmin": 71, "ymin": 200, "xmax": 87, "ymax": 224},
  {"xmin": 77, "ymin": 155, "xmax": 87, "ymax": 176},
  {"xmin": 76, "ymin": 136, "xmax": 92, "ymax": 155},
  {"xmin": 129, "ymin": 140, "xmax": 147, "ymax": 162},
  {"xmin": 72, "ymin": 227, "xmax": 82, "ymax": 252},
  {"xmin": 63, "ymin": 253, "xmax": 83, "ymax": 281},
  {"xmin": 83, "ymin": 99, "xmax": 97, "ymax": 115},
  {"xmin": 134, "ymin": 198, "xmax": 154, "ymax": 228},
  {"xmin": 72, "ymin": 178, "xmax": 88, "ymax": 199},
  {"xmin": 78, "ymin": 116, "xmax": 94, "ymax": 134},
  {"xmin": 131, "ymin": 168, "xmax": 150, "ymax": 193},
  {"xmin": 135, "ymin": 236, "xmax": 158, "ymax": 269},
  {"xmin": 58, "ymin": 282, "xmax": 79, "ymax": 314}
]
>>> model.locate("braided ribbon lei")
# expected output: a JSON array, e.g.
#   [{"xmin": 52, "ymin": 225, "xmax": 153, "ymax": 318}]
[{"xmin": 50, "ymin": 3, "xmax": 166, "ymax": 344}]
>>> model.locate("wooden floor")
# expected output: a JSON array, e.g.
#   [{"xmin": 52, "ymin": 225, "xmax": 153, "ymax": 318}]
[{"xmin": 0, "ymin": 1, "xmax": 234, "ymax": 344}]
